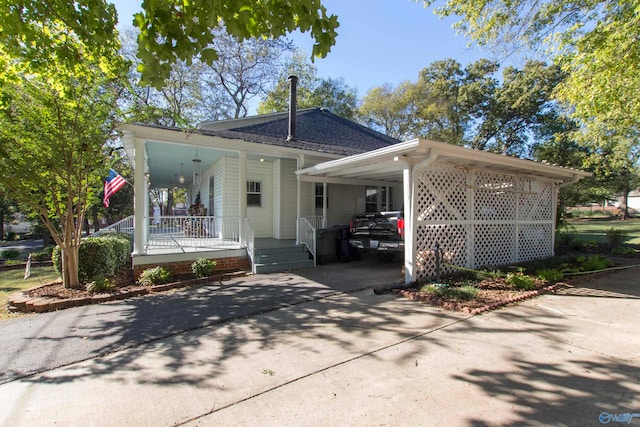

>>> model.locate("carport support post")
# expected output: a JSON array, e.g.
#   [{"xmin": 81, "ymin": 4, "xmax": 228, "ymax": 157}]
[{"xmin": 403, "ymin": 164, "xmax": 415, "ymax": 284}]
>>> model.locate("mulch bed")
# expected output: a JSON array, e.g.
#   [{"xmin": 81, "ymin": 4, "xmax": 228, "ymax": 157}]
[
  {"xmin": 393, "ymin": 277, "xmax": 566, "ymax": 315},
  {"xmin": 10, "ymin": 269, "xmax": 248, "ymax": 313}
]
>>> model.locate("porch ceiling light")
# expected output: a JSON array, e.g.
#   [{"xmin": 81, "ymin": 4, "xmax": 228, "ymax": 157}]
[{"xmin": 178, "ymin": 163, "xmax": 185, "ymax": 184}]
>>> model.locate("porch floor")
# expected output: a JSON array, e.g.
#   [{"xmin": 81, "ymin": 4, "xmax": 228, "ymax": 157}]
[{"xmin": 144, "ymin": 237, "xmax": 299, "ymax": 255}]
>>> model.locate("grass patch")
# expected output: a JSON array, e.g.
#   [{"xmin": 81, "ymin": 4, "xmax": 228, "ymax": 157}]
[
  {"xmin": 562, "ymin": 218, "xmax": 640, "ymax": 245},
  {"xmin": 0, "ymin": 266, "xmax": 60, "ymax": 320}
]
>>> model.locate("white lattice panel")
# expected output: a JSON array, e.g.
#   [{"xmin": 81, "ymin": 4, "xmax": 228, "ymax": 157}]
[
  {"xmin": 412, "ymin": 165, "xmax": 557, "ymax": 279},
  {"xmin": 473, "ymin": 224, "xmax": 517, "ymax": 268},
  {"xmin": 474, "ymin": 171, "xmax": 516, "ymax": 221},
  {"xmin": 416, "ymin": 166, "xmax": 467, "ymax": 221},
  {"xmin": 518, "ymin": 179, "xmax": 554, "ymax": 221},
  {"xmin": 518, "ymin": 223, "xmax": 553, "ymax": 261},
  {"xmin": 415, "ymin": 224, "xmax": 467, "ymax": 279}
]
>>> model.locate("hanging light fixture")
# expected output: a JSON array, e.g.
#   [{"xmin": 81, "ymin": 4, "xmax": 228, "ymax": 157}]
[
  {"xmin": 192, "ymin": 149, "xmax": 202, "ymax": 189},
  {"xmin": 178, "ymin": 163, "xmax": 185, "ymax": 184}
]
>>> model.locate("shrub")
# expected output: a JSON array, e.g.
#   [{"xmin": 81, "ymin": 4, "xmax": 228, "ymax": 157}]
[
  {"xmin": 137, "ymin": 266, "xmax": 170, "ymax": 287},
  {"xmin": 578, "ymin": 254, "xmax": 614, "ymax": 272},
  {"xmin": 421, "ymin": 283, "xmax": 479, "ymax": 300},
  {"xmin": 1, "ymin": 249, "xmax": 20, "ymax": 259},
  {"xmin": 86, "ymin": 276, "xmax": 114, "ymax": 293},
  {"xmin": 31, "ymin": 246, "xmax": 54, "ymax": 262},
  {"xmin": 506, "ymin": 272, "xmax": 536, "ymax": 290},
  {"xmin": 605, "ymin": 228, "xmax": 628, "ymax": 249},
  {"xmin": 421, "ymin": 283, "xmax": 448, "ymax": 295},
  {"xmin": 192, "ymin": 257, "xmax": 217, "ymax": 278},
  {"xmin": 52, "ymin": 234, "xmax": 131, "ymax": 284},
  {"xmin": 536, "ymin": 268, "xmax": 564, "ymax": 283}
]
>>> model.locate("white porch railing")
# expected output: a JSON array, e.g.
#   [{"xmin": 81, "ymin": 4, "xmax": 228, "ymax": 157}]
[
  {"xmin": 242, "ymin": 218, "xmax": 255, "ymax": 273},
  {"xmin": 303, "ymin": 216, "xmax": 327, "ymax": 229},
  {"xmin": 146, "ymin": 216, "xmax": 240, "ymax": 250},
  {"xmin": 93, "ymin": 215, "xmax": 134, "ymax": 236},
  {"xmin": 298, "ymin": 217, "xmax": 317, "ymax": 267}
]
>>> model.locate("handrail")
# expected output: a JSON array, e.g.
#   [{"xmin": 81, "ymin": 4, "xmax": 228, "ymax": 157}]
[
  {"xmin": 243, "ymin": 218, "xmax": 256, "ymax": 273},
  {"xmin": 303, "ymin": 216, "xmax": 326, "ymax": 229},
  {"xmin": 93, "ymin": 215, "xmax": 134, "ymax": 236},
  {"xmin": 298, "ymin": 217, "xmax": 317, "ymax": 267}
]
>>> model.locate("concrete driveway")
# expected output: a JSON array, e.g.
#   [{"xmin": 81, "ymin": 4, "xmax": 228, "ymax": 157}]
[{"xmin": 0, "ymin": 261, "xmax": 638, "ymax": 426}]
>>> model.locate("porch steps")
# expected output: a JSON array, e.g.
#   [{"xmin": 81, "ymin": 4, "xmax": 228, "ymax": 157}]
[{"xmin": 253, "ymin": 245, "xmax": 314, "ymax": 274}]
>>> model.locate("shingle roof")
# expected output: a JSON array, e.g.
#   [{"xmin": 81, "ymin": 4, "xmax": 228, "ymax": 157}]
[{"xmin": 197, "ymin": 108, "xmax": 401, "ymax": 156}]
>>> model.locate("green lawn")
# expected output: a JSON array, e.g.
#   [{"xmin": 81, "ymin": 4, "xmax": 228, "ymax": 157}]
[
  {"xmin": 0, "ymin": 266, "xmax": 59, "ymax": 320},
  {"xmin": 562, "ymin": 218, "xmax": 640, "ymax": 245}
]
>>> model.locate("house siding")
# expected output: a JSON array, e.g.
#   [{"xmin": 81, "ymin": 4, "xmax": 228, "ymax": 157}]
[
  {"xmin": 247, "ymin": 160, "xmax": 274, "ymax": 238},
  {"xmin": 273, "ymin": 160, "xmax": 282, "ymax": 238},
  {"xmin": 280, "ymin": 159, "xmax": 298, "ymax": 239}
]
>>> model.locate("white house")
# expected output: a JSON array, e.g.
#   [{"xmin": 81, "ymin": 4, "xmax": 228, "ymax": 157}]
[{"xmin": 113, "ymin": 81, "xmax": 589, "ymax": 282}]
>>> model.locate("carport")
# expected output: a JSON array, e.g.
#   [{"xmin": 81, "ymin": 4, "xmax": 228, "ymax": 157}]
[{"xmin": 297, "ymin": 139, "xmax": 590, "ymax": 284}]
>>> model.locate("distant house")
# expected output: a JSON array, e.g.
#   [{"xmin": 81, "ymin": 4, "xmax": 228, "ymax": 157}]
[
  {"xmin": 628, "ymin": 190, "xmax": 640, "ymax": 213},
  {"xmin": 110, "ymin": 79, "xmax": 589, "ymax": 282}
]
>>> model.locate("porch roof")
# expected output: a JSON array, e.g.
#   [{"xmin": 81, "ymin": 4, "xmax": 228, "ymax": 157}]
[
  {"xmin": 296, "ymin": 138, "xmax": 591, "ymax": 186},
  {"xmin": 118, "ymin": 108, "xmax": 401, "ymax": 189}
]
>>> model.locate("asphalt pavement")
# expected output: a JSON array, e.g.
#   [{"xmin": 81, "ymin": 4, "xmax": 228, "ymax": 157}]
[{"xmin": 0, "ymin": 260, "xmax": 638, "ymax": 426}]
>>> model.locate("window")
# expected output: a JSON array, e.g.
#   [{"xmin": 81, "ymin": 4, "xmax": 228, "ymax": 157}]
[
  {"xmin": 315, "ymin": 183, "xmax": 328, "ymax": 209},
  {"xmin": 382, "ymin": 186, "xmax": 394, "ymax": 211},
  {"xmin": 365, "ymin": 186, "xmax": 394, "ymax": 212},
  {"xmin": 365, "ymin": 186, "xmax": 378, "ymax": 213},
  {"xmin": 247, "ymin": 181, "xmax": 261, "ymax": 206}
]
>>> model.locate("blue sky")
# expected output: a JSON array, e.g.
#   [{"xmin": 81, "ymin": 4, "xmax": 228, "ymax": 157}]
[{"xmin": 113, "ymin": 0, "xmax": 492, "ymax": 97}]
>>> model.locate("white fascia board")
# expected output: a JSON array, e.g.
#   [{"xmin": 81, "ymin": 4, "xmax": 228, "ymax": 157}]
[
  {"xmin": 296, "ymin": 139, "xmax": 421, "ymax": 176},
  {"xmin": 117, "ymin": 124, "xmax": 342, "ymax": 163},
  {"xmin": 419, "ymin": 139, "xmax": 591, "ymax": 181}
]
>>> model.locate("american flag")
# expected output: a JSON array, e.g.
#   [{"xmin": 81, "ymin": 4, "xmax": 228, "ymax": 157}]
[{"xmin": 104, "ymin": 169, "xmax": 127, "ymax": 208}]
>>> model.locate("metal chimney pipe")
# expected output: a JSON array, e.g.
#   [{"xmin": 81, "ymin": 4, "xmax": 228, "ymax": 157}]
[{"xmin": 287, "ymin": 75, "xmax": 298, "ymax": 142}]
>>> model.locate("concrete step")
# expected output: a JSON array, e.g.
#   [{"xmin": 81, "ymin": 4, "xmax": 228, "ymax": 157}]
[
  {"xmin": 252, "ymin": 244, "xmax": 314, "ymax": 273},
  {"xmin": 254, "ymin": 245, "xmax": 308, "ymax": 257},
  {"xmin": 254, "ymin": 259, "xmax": 315, "ymax": 274}
]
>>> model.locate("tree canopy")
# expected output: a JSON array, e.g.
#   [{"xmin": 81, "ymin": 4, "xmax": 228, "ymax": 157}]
[
  {"xmin": 421, "ymin": 0, "xmax": 640, "ymax": 144},
  {"xmin": 133, "ymin": 0, "xmax": 338, "ymax": 87},
  {"xmin": 258, "ymin": 52, "xmax": 359, "ymax": 119},
  {"xmin": 0, "ymin": 24, "xmax": 127, "ymax": 288},
  {"xmin": 1, "ymin": 0, "xmax": 339, "ymax": 89}
]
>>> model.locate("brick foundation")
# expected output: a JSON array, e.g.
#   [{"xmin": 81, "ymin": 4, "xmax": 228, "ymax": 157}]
[{"xmin": 133, "ymin": 256, "xmax": 250, "ymax": 278}]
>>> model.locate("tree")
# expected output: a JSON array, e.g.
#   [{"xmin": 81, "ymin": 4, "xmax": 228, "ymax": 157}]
[
  {"xmin": 120, "ymin": 28, "xmax": 205, "ymax": 128},
  {"xmin": 408, "ymin": 59, "xmax": 499, "ymax": 146},
  {"xmin": 0, "ymin": 28, "xmax": 127, "ymax": 288},
  {"xmin": 133, "ymin": 0, "xmax": 339, "ymax": 88},
  {"xmin": 421, "ymin": 0, "xmax": 640, "ymax": 150},
  {"xmin": 198, "ymin": 30, "xmax": 295, "ymax": 119},
  {"xmin": 1, "ymin": 1, "xmax": 339, "ymax": 89},
  {"xmin": 258, "ymin": 52, "xmax": 359, "ymax": 119},
  {"xmin": 472, "ymin": 61, "xmax": 565, "ymax": 156},
  {"xmin": 359, "ymin": 82, "xmax": 416, "ymax": 140}
]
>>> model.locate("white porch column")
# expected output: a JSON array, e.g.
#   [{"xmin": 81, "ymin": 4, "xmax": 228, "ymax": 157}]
[
  {"xmin": 238, "ymin": 151, "xmax": 247, "ymax": 241},
  {"xmin": 322, "ymin": 182, "xmax": 328, "ymax": 228},
  {"xmin": 132, "ymin": 137, "xmax": 147, "ymax": 255},
  {"xmin": 296, "ymin": 155, "xmax": 303, "ymax": 244},
  {"xmin": 403, "ymin": 163, "xmax": 415, "ymax": 284}
]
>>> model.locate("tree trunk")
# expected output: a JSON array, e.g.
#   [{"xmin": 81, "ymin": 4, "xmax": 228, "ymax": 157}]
[
  {"xmin": 92, "ymin": 212, "xmax": 100, "ymax": 233},
  {"xmin": 0, "ymin": 210, "xmax": 4, "ymax": 240},
  {"xmin": 61, "ymin": 245, "xmax": 81, "ymax": 288},
  {"xmin": 621, "ymin": 189, "xmax": 630, "ymax": 220}
]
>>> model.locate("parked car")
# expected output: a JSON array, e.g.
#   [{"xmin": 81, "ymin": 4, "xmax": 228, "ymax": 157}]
[{"xmin": 348, "ymin": 211, "xmax": 404, "ymax": 262}]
